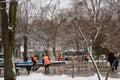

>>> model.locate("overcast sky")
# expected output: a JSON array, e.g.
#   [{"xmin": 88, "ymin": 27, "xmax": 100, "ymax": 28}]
[
  {"xmin": 29, "ymin": 0, "xmax": 72, "ymax": 9},
  {"xmin": 59, "ymin": 0, "xmax": 72, "ymax": 9}
]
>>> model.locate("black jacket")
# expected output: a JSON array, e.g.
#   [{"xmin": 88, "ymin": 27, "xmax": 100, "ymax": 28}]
[{"xmin": 108, "ymin": 52, "xmax": 116, "ymax": 63}]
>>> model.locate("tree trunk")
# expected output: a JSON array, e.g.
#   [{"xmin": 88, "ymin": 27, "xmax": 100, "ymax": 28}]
[
  {"xmin": 23, "ymin": 35, "xmax": 28, "ymax": 61},
  {"xmin": 1, "ymin": 0, "xmax": 17, "ymax": 80},
  {"xmin": 53, "ymin": 41, "xmax": 56, "ymax": 60}
]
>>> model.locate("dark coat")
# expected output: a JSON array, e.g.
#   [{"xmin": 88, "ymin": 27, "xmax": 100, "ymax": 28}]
[
  {"xmin": 114, "ymin": 59, "xmax": 119, "ymax": 67},
  {"xmin": 108, "ymin": 52, "xmax": 116, "ymax": 63}
]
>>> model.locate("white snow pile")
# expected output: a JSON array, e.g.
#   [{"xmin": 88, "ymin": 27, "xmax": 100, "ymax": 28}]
[{"xmin": 1, "ymin": 72, "xmax": 119, "ymax": 80}]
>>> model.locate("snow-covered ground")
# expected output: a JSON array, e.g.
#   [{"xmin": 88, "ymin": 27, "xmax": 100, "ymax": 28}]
[
  {"xmin": 0, "ymin": 60, "xmax": 119, "ymax": 80},
  {"xmin": 0, "ymin": 72, "xmax": 120, "ymax": 80}
]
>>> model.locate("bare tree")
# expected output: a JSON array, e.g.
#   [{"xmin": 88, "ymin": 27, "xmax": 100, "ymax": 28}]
[{"xmin": 69, "ymin": 0, "xmax": 114, "ymax": 79}]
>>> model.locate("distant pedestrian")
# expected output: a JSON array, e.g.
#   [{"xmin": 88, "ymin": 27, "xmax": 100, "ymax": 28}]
[
  {"xmin": 23, "ymin": 57, "xmax": 31, "ymax": 75},
  {"xmin": 114, "ymin": 59, "xmax": 119, "ymax": 70},
  {"xmin": 108, "ymin": 51, "xmax": 116, "ymax": 71},
  {"xmin": 42, "ymin": 54, "xmax": 50, "ymax": 74},
  {"xmin": 114, "ymin": 53, "xmax": 119, "ymax": 70},
  {"xmin": 24, "ymin": 56, "xmax": 28, "ymax": 61},
  {"xmin": 56, "ymin": 54, "xmax": 61, "ymax": 61},
  {"xmin": 84, "ymin": 54, "xmax": 89, "ymax": 63}
]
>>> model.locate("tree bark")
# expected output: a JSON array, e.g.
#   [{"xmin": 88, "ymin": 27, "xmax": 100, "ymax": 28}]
[{"xmin": 0, "ymin": 0, "xmax": 17, "ymax": 80}]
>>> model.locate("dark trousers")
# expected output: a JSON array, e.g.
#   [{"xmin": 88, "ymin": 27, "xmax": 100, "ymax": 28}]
[
  {"xmin": 44, "ymin": 64, "xmax": 50, "ymax": 74},
  {"xmin": 26, "ymin": 66, "xmax": 31, "ymax": 75},
  {"xmin": 114, "ymin": 60, "xmax": 119, "ymax": 70},
  {"xmin": 115, "ymin": 65, "xmax": 118, "ymax": 70},
  {"xmin": 110, "ymin": 62, "xmax": 114, "ymax": 71},
  {"xmin": 16, "ymin": 68, "xmax": 20, "ymax": 75},
  {"xmin": 32, "ymin": 63, "xmax": 37, "ymax": 71}
]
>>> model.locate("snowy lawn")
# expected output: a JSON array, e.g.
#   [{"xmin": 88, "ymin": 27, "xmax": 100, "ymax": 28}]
[{"xmin": 0, "ymin": 72, "xmax": 120, "ymax": 80}]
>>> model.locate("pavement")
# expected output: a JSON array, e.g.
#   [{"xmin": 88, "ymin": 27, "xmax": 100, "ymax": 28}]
[{"xmin": 16, "ymin": 61, "xmax": 120, "ymax": 79}]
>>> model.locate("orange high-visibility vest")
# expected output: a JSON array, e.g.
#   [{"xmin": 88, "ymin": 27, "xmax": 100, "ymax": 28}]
[
  {"xmin": 43, "ymin": 56, "xmax": 50, "ymax": 65},
  {"xmin": 57, "ymin": 54, "xmax": 61, "ymax": 60},
  {"xmin": 56, "ymin": 55, "xmax": 59, "ymax": 59},
  {"xmin": 31, "ymin": 56, "xmax": 37, "ymax": 64}
]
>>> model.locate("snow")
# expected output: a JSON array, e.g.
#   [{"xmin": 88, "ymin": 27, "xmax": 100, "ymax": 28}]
[{"xmin": 0, "ymin": 72, "xmax": 120, "ymax": 80}]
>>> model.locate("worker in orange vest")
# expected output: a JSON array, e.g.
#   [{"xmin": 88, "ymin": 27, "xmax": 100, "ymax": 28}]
[
  {"xmin": 42, "ymin": 54, "xmax": 50, "ymax": 74},
  {"xmin": 31, "ymin": 55, "xmax": 38, "ymax": 71},
  {"xmin": 56, "ymin": 54, "xmax": 61, "ymax": 61}
]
